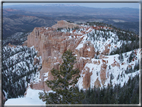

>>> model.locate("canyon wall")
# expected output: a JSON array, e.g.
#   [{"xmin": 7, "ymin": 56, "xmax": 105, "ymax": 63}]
[{"xmin": 24, "ymin": 20, "xmax": 115, "ymax": 91}]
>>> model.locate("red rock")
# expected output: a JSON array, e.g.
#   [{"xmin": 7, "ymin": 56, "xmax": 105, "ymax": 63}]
[
  {"xmin": 94, "ymin": 78, "xmax": 101, "ymax": 88},
  {"xmin": 93, "ymin": 61, "xmax": 97, "ymax": 64},
  {"xmin": 99, "ymin": 54, "xmax": 105, "ymax": 59},
  {"xmin": 52, "ymin": 20, "xmax": 79, "ymax": 29},
  {"xmin": 100, "ymin": 62, "xmax": 107, "ymax": 85},
  {"xmin": 8, "ymin": 43, "xmax": 16, "ymax": 48},
  {"xmin": 23, "ymin": 20, "xmax": 113, "ymax": 91},
  {"xmin": 128, "ymin": 65, "xmax": 132, "ymax": 68},
  {"xmin": 121, "ymin": 62, "xmax": 125, "ymax": 65},
  {"xmin": 111, "ymin": 60, "xmax": 120, "ymax": 68},
  {"xmin": 34, "ymin": 58, "xmax": 39, "ymax": 65},
  {"xmin": 97, "ymin": 60, "xmax": 100, "ymax": 65},
  {"xmin": 102, "ymin": 44, "xmax": 110, "ymax": 55},
  {"xmin": 102, "ymin": 59, "xmax": 107, "ymax": 64},
  {"xmin": 83, "ymin": 67, "xmax": 92, "ymax": 89}
]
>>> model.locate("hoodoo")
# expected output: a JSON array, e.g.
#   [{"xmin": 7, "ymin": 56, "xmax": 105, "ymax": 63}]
[{"xmin": 23, "ymin": 20, "xmax": 140, "ymax": 91}]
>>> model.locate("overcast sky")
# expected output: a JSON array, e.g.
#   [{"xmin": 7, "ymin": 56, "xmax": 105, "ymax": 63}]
[
  {"xmin": 77, "ymin": 3, "xmax": 139, "ymax": 8},
  {"xmin": 3, "ymin": 3, "xmax": 139, "ymax": 9}
]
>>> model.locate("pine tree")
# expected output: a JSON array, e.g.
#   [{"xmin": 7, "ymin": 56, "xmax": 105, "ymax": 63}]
[
  {"xmin": 39, "ymin": 50, "xmax": 84, "ymax": 104},
  {"xmin": 2, "ymin": 46, "xmax": 41, "ymax": 98}
]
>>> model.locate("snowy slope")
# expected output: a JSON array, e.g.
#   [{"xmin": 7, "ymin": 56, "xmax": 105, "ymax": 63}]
[
  {"xmin": 59, "ymin": 24, "xmax": 140, "ymax": 90},
  {"xmin": 5, "ymin": 85, "xmax": 46, "ymax": 106},
  {"xmin": 77, "ymin": 49, "xmax": 140, "ymax": 90},
  {"xmin": 2, "ymin": 45, "xmax": 42, "ymax": 99}
]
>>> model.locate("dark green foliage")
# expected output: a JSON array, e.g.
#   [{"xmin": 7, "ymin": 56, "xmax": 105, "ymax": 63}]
[
  {"xmin": 125, "ymin": 67, "xmax": 136, "ymax": 74},
  {"xmin": 86, "ymin": 21, "xmax": 139, "ymax": 56},
  {"xmin": 39, "ymin": 50, "xmax": 84, "ymax": 104},
  {"xmin": 57, "ymin": 27, "xmax": 63, "ymax": 31},
  {"xmin": 67, "ymin": 20, "xmax": 73, "ymax": 23},
  {"xmin": 74, "ymin": 26, "xmax": 80, "ymax": 30},
  {"xmin": 2, "ymin": 46, "xmax": 41, "ymax": 99},
  {"xmin": 87, "ymin": 22, "xmax": 108, "ymax": 27},
  {"xmin": 57, "ymin": 26, "xmax": 79, "ymax": 33},
  {"xmin": 125, "ymin": 61, "xmax": 139, "ymax": 74},
  {"xmin": 82, "ymin": 74, "xmax": 139, "ymax": 104},
  {"xmin": 134, "ymin": 62, "xmax": 139, "ymax": 70},
  {"xmin": 116, "ymin": 30, "xmax": 138, "ymax": 41},
  {"xmin": 110, "ymin": 73, "xmax": 114, "ymax": 80},
  {"xmin": 109, "ymin": 29, "xmax": 139, "ymax": 55},
  {"xmin": 129, "ymin": 51, "xmax": 135, "ymax": 63},
  {"xmin": 110, "ymin": 41, "xmax": 139, "ymax": 55},
  {"xmin": 118, "ymin": 53, "xmax": 123, "ymax": 62}
]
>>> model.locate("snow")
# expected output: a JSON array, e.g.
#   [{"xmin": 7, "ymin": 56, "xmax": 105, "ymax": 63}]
[
  {"xmin": 5, "ymin": 86, "xmax": 46, "ymax": 106},
  {"xmin": 44, "ymin": 72, "xmax": 49, "ymax": 81},
  {"xmin": 68, "ymin": 35, "xmax": 72, "ymax": 39},
  {"xmin": 76, "ymin": 43, "xmax": 83, "ymax": 50},
  {"xmin": 32, "ymin": 72, "xmax": 41, "ymax": 83},
  {"xmin": 77, "ymin": 48, "xmax": 140, "ymax": 90},
  {"xmin": 54, "ymin": 62, "xmax": 60, "ymax": 65},
  {"xmin": 86, "ymin": 28, "xmax": 92, "ymax": 33},
  {"xmin": 3, "ymin": 90, "xmax": 7, "ymax": 99},
  {"xmin": 5, "ymin": 97, "xmax": 45, "ymax": 106},
  {"xmin": 77, "ymin": 72, "xmax": 84, "ymax": 90},
  {"xmin": 87, "ymin": 48, "xmax": 90, "ymax": 51},
  {"xmin": 44, "ymin": 72, "xmax": 49, "ymax": 77},
  {"xmin": 61, "ymin": 29, "xmax": 67, "ymax": 33}
]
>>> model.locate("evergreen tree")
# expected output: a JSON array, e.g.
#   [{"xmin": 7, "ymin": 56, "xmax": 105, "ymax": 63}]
[
  {"xmin": 39, "ymin": 50, "xmax": 84, "ymax": 104},
  {"xmin": 2, "ymin": 46, "xmax": 41, "ymax": 98}
]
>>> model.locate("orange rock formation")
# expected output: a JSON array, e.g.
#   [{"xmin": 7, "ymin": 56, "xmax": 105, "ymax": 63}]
[{"xmin": 24, "ymin": 20, "xmax": 110, "ymax": 91}]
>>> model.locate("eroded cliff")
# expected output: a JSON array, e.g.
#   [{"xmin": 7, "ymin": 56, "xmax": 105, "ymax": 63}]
[{"xmin": 23, "ymin": 20, "xmax": 140, "ymax": 91}]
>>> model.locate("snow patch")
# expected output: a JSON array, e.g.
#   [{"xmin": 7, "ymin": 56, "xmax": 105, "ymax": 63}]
[
  {"xmin": 76, "ymin": 43, "xmax": 83, "ymax": 50},
  {"xmin": 5, "ymin": 86, "xmax": 46, "ymax": 106}
]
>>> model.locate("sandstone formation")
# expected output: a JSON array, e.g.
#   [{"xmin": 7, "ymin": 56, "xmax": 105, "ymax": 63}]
[
  {"xmin": 102, "ymin": 44, "xmax": 111, "ymax": 55},
  {"xmin": 52, "ymin": 20, "xmax": 79, "ymax": 29},
  {"xmin": 8, "ymin": 43, "xmax": 16, "ymax": 48},
  {"xmin": 94, "ymin": 78, "xmax": 101, "ymax": 88},
  {"xmin": 111, "ymin": 60, "xmax": 120, "ymax": 68},
  {"xmin": 100, "ymin": 59, "xmax": 107, "ymax": 85},
  {"xmin": 24, "ymin": 20, "xmax": 114, "ymax": 91},
  {"xmin": 82, "ymin": 67, "xmax": 92, "ymax": 89}
]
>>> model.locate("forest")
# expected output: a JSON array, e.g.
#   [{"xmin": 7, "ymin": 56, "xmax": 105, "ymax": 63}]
[{"xmin": 2, "ymin": 46, "xmax": 42, "ymax": 99}]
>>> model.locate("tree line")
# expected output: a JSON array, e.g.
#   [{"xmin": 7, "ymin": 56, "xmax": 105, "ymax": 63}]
[{"xmin": 39, "ymin": 50, "xmax": 139, "ymax": 104}]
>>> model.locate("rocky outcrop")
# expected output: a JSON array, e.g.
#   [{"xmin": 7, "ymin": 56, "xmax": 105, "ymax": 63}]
[
  {"xmin": 52, "ymin": 20, "xmax": 79, "ymax": 29},
  {"xmin": 75, "ymin": 41, "xmax": 95, "ymax": 58},
  {"xmin": 23, "ymin": 20, "xmax": 112, "ymax": 91},
  {"xmin": 102, "ymin": 44, "xmax": 111, "ymax": 55},
  {"xmin": 23, "ymin": 21, "xmax": 86, "ymax": 91},
  {"xmin": 82, "ymin": 67, "xmax": 92, "ymax": 89},
  {"xmin": 100, "ymin": 59, "xmax": 108, "ymax": 85},
  {"xmin": 94, "ymin": 78, "xmax": 101, "ymax": 88},
  {"xmin": 111, "ymin": 59, "xmax": 120, "ymax": 68},
  {"xmin": 8, "ymin": 43, "xmax": 16, "ymax": 48}
]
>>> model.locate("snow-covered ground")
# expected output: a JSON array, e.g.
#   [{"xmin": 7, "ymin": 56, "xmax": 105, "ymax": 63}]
[
  {"xmin": 77, "ymin": 49, "xmax": 140, "ymax": 90},
  {"xmin": 3, "ymin": 46, "xmax": 43, "ymax": 106},
  {"xmin": 5, "ymin": 86, "xmax": 46, "ymax": 106},
  {"xmin": 64, "ymin": 24, "xmax": 141, "ymax": 90}
]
